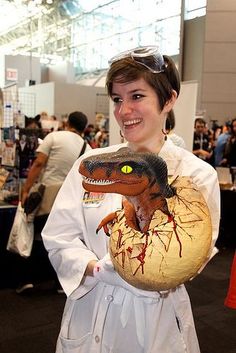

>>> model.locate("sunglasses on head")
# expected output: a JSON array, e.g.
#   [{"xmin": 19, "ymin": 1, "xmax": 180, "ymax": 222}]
[{"xmin": 108, "ymin": 46, "xmax": 165, "ymax": 74}]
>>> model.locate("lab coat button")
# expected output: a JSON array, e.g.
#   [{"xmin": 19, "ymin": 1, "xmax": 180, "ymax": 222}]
[
  {"xmin": 105, "ymin": 294, "xmax": 114, "ymax": 302},
  {"xmin": 95, "ymin": 335, "xmax": 100, "ymax": 343}
]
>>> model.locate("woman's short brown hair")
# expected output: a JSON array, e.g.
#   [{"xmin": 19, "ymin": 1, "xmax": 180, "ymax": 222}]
[{"xmin": 106, "ymin": 55, "xmax": 180, "ymax": 111}]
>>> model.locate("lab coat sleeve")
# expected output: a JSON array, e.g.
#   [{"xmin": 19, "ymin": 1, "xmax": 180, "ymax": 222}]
[{"xmin": 42, "ymin": 159, "xmax": 99, "ymax": 299}]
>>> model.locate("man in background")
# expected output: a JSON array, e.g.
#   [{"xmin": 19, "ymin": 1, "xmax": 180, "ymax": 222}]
[
  {"xmin": 192, "ymin": 117, "xmax": 212, "ymax": 163},
  {"xmin": 17, "ymin": 111, "xmax": 91, "ymax": 294}
]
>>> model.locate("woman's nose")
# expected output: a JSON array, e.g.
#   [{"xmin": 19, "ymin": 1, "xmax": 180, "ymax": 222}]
[{"xmin": 118, "ymin": 100, "xmax": 133, "ymax": 115}]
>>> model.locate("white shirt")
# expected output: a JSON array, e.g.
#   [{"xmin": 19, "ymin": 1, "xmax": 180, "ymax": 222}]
[
  {"xmin": 168, "ymin": 132, "xmax": 186, "ymax": 149},
  {"xmin": 42, "ymin": 139, "xmax": 220, "ymax": 353},
  {"xmin": 37, "ymin": 130, "xmax": 90, "ymax": 186}
]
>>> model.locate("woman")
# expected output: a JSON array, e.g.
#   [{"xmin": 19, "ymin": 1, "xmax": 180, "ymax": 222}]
[{"xmin": 42, "ymin": 46, "xmax": 220, "ymax": 353}]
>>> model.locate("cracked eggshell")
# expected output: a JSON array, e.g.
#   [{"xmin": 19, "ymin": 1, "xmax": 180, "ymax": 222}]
[{"xmin": 109, "ymin": 177, "xmax": 212, "ymax": 291}]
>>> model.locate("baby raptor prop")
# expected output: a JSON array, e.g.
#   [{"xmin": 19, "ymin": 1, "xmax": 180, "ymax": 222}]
[{"xmin": 79, "ymin": 148, "xmax": 212, "ymax": 291}]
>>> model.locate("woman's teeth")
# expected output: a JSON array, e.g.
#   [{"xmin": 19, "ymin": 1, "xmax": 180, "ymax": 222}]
[{"xmin": 123, "ymin": 119, "xmax": 141, "ymax": 127}]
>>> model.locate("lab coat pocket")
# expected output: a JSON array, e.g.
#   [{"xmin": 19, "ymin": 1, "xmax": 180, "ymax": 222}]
[{"xmin": 59, "ymin": 332, "xmax": 92, "ymax": 353}]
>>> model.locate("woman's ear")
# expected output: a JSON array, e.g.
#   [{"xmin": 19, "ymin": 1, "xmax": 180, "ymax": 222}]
[{"xmin": 164, "ymin": 90, "xmax": 178, "ymax": 113}]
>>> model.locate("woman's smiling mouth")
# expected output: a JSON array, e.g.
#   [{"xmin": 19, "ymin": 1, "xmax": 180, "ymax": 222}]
[{"xmin": 123, "ymin": 118, "xmax": 142, "ymax": 128}]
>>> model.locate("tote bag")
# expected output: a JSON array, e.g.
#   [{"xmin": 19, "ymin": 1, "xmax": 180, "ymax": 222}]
[{"xmin": 6, "ymin": 202, "xmax": 34, "ymax": 258}]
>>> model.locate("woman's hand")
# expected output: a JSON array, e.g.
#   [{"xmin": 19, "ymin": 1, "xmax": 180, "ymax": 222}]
[{"xmin": 85, "ymin": 259, "xmax": 99, "ymax": 276}]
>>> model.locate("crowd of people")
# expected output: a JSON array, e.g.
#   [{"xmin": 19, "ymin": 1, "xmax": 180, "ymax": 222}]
[{"xmin": 192, "ymin": 117, "xmax": 236, "ymax": 170}]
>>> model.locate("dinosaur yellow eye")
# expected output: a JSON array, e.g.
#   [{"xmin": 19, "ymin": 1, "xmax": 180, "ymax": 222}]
[{"xmin": 121, "ymin": 165, "xmax": 133, "ymax": 174}]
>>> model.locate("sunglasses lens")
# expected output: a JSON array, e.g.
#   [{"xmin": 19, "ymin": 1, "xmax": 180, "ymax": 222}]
[{"xmin": 108, "ymin": 46, "xmax": 165, "ymax": 73}]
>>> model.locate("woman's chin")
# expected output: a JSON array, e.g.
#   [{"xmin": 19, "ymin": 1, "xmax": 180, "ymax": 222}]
[{"xmin": 124, "ymin": 128, "xmax": 142, "ymax": 142}]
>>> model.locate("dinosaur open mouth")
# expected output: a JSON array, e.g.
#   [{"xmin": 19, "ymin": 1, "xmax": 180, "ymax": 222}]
[{"xmin": 82, "ymin": 176, "xmax": 115, "ymax": 185}]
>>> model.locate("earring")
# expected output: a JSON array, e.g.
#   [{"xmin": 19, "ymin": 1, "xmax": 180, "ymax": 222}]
[{"xmin": 162, "ymin": 128, "xmax": 167, "ymax": 141}]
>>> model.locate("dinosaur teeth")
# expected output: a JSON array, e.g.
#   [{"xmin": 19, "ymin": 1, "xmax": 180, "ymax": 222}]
[{"xmin": 84, "ymin": 177, "xmax": 115, "ymax": 185}]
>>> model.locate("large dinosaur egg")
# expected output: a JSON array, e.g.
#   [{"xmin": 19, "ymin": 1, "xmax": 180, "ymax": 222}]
[{"xmin": 109, "ymin": 177, "xmax": 212, "ymax": 291}]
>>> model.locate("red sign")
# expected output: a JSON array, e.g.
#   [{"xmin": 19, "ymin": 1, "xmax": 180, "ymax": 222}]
[{"xmin": 6, "ymin": 68, "xmax": 18, "ymax": 81}]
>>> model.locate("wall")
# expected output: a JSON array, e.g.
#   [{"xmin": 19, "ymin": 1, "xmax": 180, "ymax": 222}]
[
  {"xmin": 19, "ymin": 82, "xmax": 55, "ymax": 117},
  {"xmin": 173, "ymin": 81, "xmax": 198, "ymax": 151},
  {"xmin": 201, "ymin": 0, "xmax": 236, "ymax": 124},
  {"xmin": 4, "ymin": 55, "xmax": 41, "ymax": 88},
  {"xmin": 48, "ymin": 62, "xmax": 76, "ymax": 84},
  {"xmin": 18, "ymin": 82, "xmax": 106, "ymax": 122},
  {"xmin": 182, "ymin": 17, "xmax": 205, "ymax": 109},
  {"xmin": 54, "ymin": 83, "xmax": 106, "ymax": 121}
]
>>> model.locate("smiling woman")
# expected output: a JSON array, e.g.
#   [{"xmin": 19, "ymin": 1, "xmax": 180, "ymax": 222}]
[{"xmin": 42, "ymin": 45, "xmax": 220, "ymax": 353}]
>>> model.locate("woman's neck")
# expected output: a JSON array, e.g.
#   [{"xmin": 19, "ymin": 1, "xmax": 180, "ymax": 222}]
[{"xmin": 127, "ymin": 135, "xmax": 165, "ymax": 154}]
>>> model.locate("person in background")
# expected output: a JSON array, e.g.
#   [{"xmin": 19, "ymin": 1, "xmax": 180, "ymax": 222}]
[
  {"xmin": 94, "ymin": 127, "xmax": 109, "ymax": 147},
  {"xmin": 214, "ymin": 121, "xmax": 231, "ymax": 167},
  {"xmin": 83, "ymin": 123, "xmax": 96, "ymax": 147},
  {"xmin": 16, "ymin": 111, "xmax": 91, "ymax": 294},
  {"xmin": 42, "ymin": 46, "xmax": 220, "ymax": 353},
  {"xmin": 165, "ymin": 109, "xmax": 186, "ymax": 148},
  {"xmin": 95, "ymin": 112, "xmax": 107, "ymax": 131},
  {"xmin": 25, "ymin": 117, "xmax": 41, "ymax": 129},
  {"xmin": 40, "ymin": 111, "xmax": 50, "ymax": 121},
  {"xmin": 221, "ymin": 118, "xmax": 236, "ymax": 168},
  {"xmin": 192, "ymin": 117, "xmax": 213, "ymax": 163}
]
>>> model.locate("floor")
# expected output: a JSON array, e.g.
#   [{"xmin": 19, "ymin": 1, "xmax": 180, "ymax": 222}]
[
  {"xmin": 0, "ymin": 247, "xmax": 235, "ymax": 353},
  {"xmin": 186, "ymin": 247, "xmax": 236, "ymax": 353}
]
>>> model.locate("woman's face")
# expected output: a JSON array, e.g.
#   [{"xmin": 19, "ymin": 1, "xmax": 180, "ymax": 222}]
[{"xmin": 111, "ymin": 78, "xmax": 174, "ymax": 152}]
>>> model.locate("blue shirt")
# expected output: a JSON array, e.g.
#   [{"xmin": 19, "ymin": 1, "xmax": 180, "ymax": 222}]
[{"xmin": 214, "ymin": 132, "xmax": 230, "ymax": 166}]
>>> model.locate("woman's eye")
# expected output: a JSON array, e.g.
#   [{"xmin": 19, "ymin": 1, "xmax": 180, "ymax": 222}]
[
  {"xmin": 113, "ymin": 97, "xmax": 122, "ymax": 103},
  {"xmin": 133, "ymin": 94, "xmax": 144, "ymax": 100}
]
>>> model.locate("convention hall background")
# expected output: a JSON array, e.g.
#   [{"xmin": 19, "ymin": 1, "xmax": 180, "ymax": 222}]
[{"xmin": 0, "ymin": 1, "xmax": 236, "ymax": 353}]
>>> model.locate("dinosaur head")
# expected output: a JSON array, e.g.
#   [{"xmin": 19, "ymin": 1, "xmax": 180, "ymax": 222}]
[{"xmin": 79, "ymin": 147, "xmax": 175, "ymax": 198}]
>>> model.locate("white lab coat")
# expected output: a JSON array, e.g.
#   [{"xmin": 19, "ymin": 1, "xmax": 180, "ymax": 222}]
[{"xmin": 42, "ymin": 139, "xmax": 220, "ymax": 353}]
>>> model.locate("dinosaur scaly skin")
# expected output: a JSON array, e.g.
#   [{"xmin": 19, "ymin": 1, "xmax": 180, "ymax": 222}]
[{"xmin": 79, "ymin": 148, "xmax": 212, "ymax": 291}]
